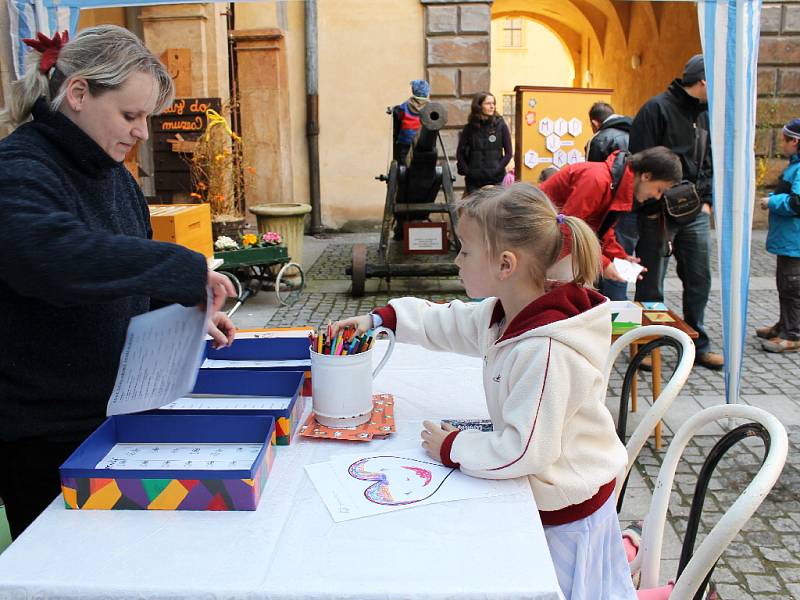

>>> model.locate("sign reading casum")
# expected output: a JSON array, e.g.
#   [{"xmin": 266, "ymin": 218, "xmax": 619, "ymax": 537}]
[{"xmin": 150, "ymin": 97, "xmax": 222, "ymax": 199}]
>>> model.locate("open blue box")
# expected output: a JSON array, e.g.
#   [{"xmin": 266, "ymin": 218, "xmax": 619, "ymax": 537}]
[
  {"xmin": 60, "ymin": 414, "xmax": 275, "ymax": 511},
  {"xmin": 154, "ymin": 370, "xmax": 306, "ymax": 445},
  {"xmin": 203, "ymin": 337, "xmax": 312, "ymax": 396}
]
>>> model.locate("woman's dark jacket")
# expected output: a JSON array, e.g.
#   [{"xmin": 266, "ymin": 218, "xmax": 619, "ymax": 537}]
[
  {"xmin": 456, "ymin": 116, "xmax": 513, "ymax": 187},
  {"xmin": 0, "ymin": 99, "xmax": 208, "ymax": 441}
]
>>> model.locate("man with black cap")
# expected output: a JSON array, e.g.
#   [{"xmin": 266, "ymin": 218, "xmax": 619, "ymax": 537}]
[{"xmin": 629, "ymin": 53, "xmax": 723, "ymax": 370}]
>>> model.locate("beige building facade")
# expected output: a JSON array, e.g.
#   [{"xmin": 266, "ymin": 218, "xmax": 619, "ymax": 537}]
[{"xmin": 0, "ymin": 1, "xmax": 791, "ymax": 230}]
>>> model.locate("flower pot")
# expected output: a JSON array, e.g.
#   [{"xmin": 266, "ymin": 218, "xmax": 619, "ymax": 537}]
[
  {"xmin": 211, "ymin": 215, "xmax": 247, "ymax": 241},
  {"xmin": 248, "ymin": 203, "xmax": 312, "ymax": 266},
  {"xmin": 214, "ymin": 245, "xmax": 289, "ymax": 269}
]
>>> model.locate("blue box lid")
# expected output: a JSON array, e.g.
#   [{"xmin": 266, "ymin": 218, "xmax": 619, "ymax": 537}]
[{"xmin": 204, "ymin": 337, "xmax": 310, "ymax": 361}]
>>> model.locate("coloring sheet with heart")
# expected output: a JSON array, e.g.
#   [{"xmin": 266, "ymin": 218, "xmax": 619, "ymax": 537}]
[{"xmin": 306, "ymin": 447, "xmax": 526, "ymax": 521}]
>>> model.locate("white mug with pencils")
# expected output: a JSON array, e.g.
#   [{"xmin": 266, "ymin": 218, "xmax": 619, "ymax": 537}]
[{"xmin": 309, "ymin": 326, "xmax": 396, "ymax": 428}]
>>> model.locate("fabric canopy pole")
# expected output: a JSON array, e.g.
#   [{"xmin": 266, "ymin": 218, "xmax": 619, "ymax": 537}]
[{"xmin": 699, "ymin": 0, "xmax": 762, "ymax": 404}]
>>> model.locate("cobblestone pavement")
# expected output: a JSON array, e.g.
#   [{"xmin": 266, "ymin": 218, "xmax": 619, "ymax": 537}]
[{"xmin": 234, "ymin": 231, "xmax": 798, "ymax": 598}]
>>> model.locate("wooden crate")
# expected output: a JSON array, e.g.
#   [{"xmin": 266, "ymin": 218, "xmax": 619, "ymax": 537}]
[{"xmin": 149, "ymin": 204, "xmax": 213, "ymax": 258}]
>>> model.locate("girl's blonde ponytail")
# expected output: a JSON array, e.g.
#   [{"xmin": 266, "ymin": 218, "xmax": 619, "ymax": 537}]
[{"xmin": 561, "ymin": 215, "xmax": 602, "ymax": 286}]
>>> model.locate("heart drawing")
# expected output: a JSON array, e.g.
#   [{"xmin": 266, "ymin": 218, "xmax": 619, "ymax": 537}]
[{"xmin": 348, "ymin": 456, "xmax": 456, "ymax": 506}]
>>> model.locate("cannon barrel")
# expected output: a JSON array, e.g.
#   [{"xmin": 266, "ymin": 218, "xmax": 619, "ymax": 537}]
[{"xmin": 414, "ymin": 102, "xmax": 447, "ymax": 153}]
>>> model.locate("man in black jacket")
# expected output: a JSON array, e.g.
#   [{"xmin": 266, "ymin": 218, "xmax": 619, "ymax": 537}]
[
  {"xmin": 586, "ymin": 102, "xmax": 635, "ymax": 301},
  {"xmin": 586, "ymin": 102, "xmax": 632, "ymax": 162},
  {"xmin": 630, "ymin": 54, "xmax": 723, "ymax": 370}
]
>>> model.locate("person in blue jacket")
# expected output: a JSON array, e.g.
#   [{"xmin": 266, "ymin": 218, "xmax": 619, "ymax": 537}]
[{"xmin": 757, "ymin": 118, "xmax": 800, "ymax": 352}]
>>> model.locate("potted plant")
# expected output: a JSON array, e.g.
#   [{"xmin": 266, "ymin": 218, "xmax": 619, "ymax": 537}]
[
  {"xmin": 189, "ymin": 107, "xmax": 255, "ymax": 240},
  {"xmin": 213, "ymin": 231, "xmax": 288, "ymax": 269}
]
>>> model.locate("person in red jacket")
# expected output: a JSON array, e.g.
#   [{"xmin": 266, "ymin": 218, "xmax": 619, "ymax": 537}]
[{"xmin": 539, "ymin": 147, "xmax": 681, "ymax": 294}]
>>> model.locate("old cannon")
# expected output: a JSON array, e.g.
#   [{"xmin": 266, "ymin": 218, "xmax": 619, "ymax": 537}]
[{"xmin": 347, "ymin": 101, "xmax": 459, "ymax": 296}]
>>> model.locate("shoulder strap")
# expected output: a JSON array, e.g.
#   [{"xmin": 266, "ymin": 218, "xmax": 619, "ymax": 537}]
[
  {"xmin": 609, "ymin": 151, "xmax": 630, "ymax": 198},
  {"xmin": 597, "ymin": 152, "xmax": 631, "ymax": 241}
]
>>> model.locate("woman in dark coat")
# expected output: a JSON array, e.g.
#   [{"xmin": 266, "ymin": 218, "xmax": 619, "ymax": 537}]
[
  {"xmin": 456, "ymin": 92, "xmax": 513, "ymax": 195},
  {"xmin": 0, "ymin": 25, "xmax": 236, "ymax": 537}
]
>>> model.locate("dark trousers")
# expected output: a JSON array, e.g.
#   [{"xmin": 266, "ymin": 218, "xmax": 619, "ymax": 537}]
[
  {"xmin": 599, "ymin": 212, "xmax": 639, "ymax": 300},
  {"xmin": 0, "ymin": 436, "xmax": 85, "ymax": 538},
  {"xmin": 635, "ymin": 211, "xmax": 712, "ymax": 354},
  {"xmin": 776, "ymin": 255, "xmax": 800, "ymax": 341}
]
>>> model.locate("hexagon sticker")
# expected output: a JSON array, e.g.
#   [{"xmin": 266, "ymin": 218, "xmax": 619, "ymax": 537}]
[
  {"xmin": 567, "ymin": 149, "xmax": 584, "ymax": 165},
  {"xmin": 554, "ymin": 118, "xmax": 568, "ymax": 136},
  {"xmin": 553, "ymin": 150, "xmax": 568, "ymax": 168},
  {"xmin": 568, "ymin": 118, "xmax": 582, "ymax": 137},
  {"xmin": 524, "ymin": 150, "xmax": 539, "ymax": 169},
  {"xmin": 538, "ymin": 118, "xmax": 553, "ymax": 136},
  {"xmin": 545, "ymin": 134, "xmax": 561, "ymax": 153}
]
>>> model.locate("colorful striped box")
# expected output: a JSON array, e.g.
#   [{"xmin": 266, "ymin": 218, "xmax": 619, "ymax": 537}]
[
  {"xmin": 161, "ymin": 370, "xmax": 306, "ymax": 445},
  {"xmin": 59, "ymin": 415, "xmax": 275, "ymax": 511}
]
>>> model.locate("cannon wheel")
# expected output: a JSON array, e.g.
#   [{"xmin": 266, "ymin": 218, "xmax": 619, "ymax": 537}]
[
  {"xmin": 274, "ymin": 262, "xmax": 305, "ymax": 306},
  {"xmin": 378, "ymin": 161, "xmax": 399, "ymax": 261},
  {"xmin": 351, "ymin": 243, "xmax": 367, "ymax": 297}
]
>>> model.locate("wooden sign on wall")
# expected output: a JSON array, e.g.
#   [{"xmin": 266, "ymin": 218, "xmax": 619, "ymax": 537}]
[
  {"xmin": 160, "ymin": 48, "xmax": 193, "ymax": 98},
  {"xmin": 149, "ymin": 97, "xmax": 221, "ymax": 198}
]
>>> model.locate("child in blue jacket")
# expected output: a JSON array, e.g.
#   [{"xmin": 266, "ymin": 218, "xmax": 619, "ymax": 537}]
[{"xmin": 758, "ymin": 118, "xmax": 800, "ymax": 352}]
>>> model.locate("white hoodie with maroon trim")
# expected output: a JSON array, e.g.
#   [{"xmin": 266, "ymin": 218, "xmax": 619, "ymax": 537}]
[{"xmin": 376, "ymin": 283, "xmax": 627, "ymax": 515}]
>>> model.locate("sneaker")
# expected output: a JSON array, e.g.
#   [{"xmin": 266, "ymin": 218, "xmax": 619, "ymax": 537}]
[
  {"xmin": 695, "ymin": 351, "xmax": 724, "ymax": 370},
  {"xmin": 755, "ymin": 324, "xmax": 779, "ymax": 339},
  {"xmin": 761, "ymin": 336, "xmax": 800, "ymax": 353}
]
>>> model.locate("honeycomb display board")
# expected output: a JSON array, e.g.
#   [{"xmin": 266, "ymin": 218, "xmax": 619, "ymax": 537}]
[{"xmin": 513, "ymin": 86, "xmax": 613, "ymax": 184}]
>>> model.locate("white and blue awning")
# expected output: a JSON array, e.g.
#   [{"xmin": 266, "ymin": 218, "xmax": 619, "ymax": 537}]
[{"xmin": 699, "ymin": 0, "xmax": 762, "ymax": 404}]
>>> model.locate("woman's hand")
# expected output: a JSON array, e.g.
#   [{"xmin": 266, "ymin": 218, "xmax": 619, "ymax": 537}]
[
  {"xmin": 207, "ymin": 270, "xmax": 237, "ymax": 312},
  {"xmin": 421, "ymin": 420, "xmax": 457, "ymax": 462},
  {"xmin": 331, "ymin": 314, "xmax": 373, "ymax": 337},
  {"xmin": 207, "ymin": 311, "xmax": 235, "ymax": 349}
]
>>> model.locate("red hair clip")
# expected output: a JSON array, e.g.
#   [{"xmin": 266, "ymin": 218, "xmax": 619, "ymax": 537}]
[{"xmin": 22, "ymin": 30, "xmax": 69, "ymax": 74}]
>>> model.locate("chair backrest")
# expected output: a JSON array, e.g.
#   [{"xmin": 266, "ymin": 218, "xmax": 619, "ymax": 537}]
[
  {"xmin": 604, "ymin": 325, "xmax": 696, "ymax": 500},
  {"xmin": 0, "ymin": 502, "xmax": 11, "ymax": 554},
  {"xmin": 633, "ymin": 404, "xmax": 788, "ymax": 597}
]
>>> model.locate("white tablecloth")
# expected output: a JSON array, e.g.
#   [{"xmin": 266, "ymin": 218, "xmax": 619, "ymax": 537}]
[{"xmin": 0, "ymin": 342, "xmax": 562, "ymax": 599}]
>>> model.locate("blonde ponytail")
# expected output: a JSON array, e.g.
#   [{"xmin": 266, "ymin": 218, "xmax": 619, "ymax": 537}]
[
  {"xmin": 560, "ymin": 215, "xmax": 602, "ymax": 286},
  {"xmin": 0, "ymin": 25, "xmax": 174, "ymax": 130}
]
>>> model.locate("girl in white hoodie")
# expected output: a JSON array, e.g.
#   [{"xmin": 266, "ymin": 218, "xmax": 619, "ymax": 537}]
[{"xmin": 334, "ymin": 182, "xmax": 635, "ymax": 600}]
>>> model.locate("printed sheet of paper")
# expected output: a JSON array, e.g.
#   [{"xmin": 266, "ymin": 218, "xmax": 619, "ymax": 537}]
[
  {"xmin": 95, "ymin": 443, "xmax": 262, "ymax": 470},
  {"xmin": 306, "ymin": 447, "xmax": 526, "ymax": 522},
  {"xmin": 106, "ymin": 302, "xmax": 209, "ymax": 416},
  {"xmin": 160, "ymin": 395, "xmax": 293, "ymax": 411},
  {"xmin": 201, "ymin": 358, "xmax": 311, "ymax": 369},
  {"xmin": 613, "ymin": 257, "xmax": 645, "ymax": 283}
]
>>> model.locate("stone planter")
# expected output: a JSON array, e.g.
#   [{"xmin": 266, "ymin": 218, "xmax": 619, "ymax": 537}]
[{"xmin": 248, "ymin": 203, "xmax": 312, "ymax": 265}]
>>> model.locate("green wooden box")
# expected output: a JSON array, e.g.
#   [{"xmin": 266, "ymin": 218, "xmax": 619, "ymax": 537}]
[{"xmin": 214, "ymin": 245, "xmax": 289, "ymax": 269}]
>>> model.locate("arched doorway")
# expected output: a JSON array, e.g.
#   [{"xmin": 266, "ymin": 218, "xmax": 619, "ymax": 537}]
[{"xmin": 490, "ymin": 16, "xmax": 575, "ymax": 139}]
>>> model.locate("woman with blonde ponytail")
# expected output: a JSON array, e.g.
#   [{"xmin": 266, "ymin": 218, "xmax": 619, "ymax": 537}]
[
  {"xmin": 332, "ymin": 182, "xmax": 636, "ymax": 599},
  {"xmin": 0, "ymin": 25, "xmax": 237, "ymax": 537}
]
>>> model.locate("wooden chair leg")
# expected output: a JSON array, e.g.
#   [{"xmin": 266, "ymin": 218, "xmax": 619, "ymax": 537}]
[{"xmin": 652, "ymin": 348, "xmax": 663, "ymax": 450}]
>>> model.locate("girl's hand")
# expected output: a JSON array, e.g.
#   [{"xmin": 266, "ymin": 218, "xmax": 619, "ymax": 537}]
[
  {"xmin": 421, "ymin": 420, "xmax": 457, "ymax": 462},
  {"xmin": 332, "ymin": 315, "xmax": 373, "ymax": 337},
  {"xmin": 760, "ymin": 197, "xmax": 770, "ymax": 210},
  {"xmin": 208, "ymin": 311, "xmax": 235, "ymax": 349}
]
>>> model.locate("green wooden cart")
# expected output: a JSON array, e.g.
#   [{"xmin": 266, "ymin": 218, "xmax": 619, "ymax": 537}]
[{"xmin": 214, "ymin": 245, "xmax": 305, "ymax": 313}]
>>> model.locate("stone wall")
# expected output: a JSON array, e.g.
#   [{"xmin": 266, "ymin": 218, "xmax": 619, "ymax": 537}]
[
  {"xmin": 756, "ymin": 1, "xmax": 800, "ymax": 227},
  {"xmin": 421, "ymin": 0, "xmax": 492, "ymax": 187}
]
